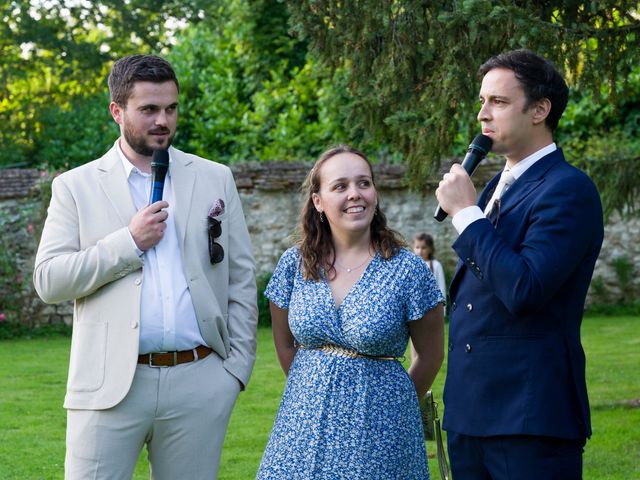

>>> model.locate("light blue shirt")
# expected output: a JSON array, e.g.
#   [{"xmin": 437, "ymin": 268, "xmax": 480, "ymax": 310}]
[{"xmin": 117, "ymin": 144, "xmax": 205, "ymax": 354}]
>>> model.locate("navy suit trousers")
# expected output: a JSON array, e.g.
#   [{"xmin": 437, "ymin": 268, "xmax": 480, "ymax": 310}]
[{"xmin": 447, "ymin": 432, "xmax": 585, "ymax": 480}]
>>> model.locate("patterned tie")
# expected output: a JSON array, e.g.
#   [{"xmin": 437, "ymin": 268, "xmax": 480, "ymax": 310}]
[{"xmin": 484, "ymin": 168, "xmax": 515, "ymax": 216}]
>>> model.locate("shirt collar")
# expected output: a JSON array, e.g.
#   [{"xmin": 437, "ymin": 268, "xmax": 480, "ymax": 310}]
[
  {"xmin": 116, "ymin": 140, "xmax": 172, "ymax": 179},
  {"xmin": 506, "ymin": 143, "xmax": 556, "ymax": 180}
]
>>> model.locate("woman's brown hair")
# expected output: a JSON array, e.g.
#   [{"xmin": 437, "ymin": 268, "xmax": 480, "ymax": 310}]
[{"xmin": 298, "ymin": 145, "xmax": 405, "ymax": 281}]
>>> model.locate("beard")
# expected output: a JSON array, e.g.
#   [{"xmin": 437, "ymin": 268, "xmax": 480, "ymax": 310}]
[{"xmin": 123, "ymin": 123, "xmax": 175, "ymax": 157}]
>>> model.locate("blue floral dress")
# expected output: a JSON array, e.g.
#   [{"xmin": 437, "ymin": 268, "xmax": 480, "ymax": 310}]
[{"xmin": 256, "ymin": 247, "xmax": 444, "ymax": 480}]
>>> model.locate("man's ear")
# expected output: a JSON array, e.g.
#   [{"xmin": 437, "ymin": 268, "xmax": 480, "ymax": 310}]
[
  {"xmin": 532, "ymin": 98, "xmax": 551, "ymax": 125},
  {"xmin": 109, "ymin": 101, "xmax": 124, "ymax": 125}
]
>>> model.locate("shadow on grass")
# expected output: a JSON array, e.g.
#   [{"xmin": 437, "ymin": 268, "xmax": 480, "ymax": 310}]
[{"xmin": 592, "ymin": 398, "xmax": 640, "ymax": 410}]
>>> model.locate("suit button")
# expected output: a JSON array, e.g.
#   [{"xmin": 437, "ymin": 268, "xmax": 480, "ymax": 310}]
[
  {"xmin": 465, "ymin": 344, "xmax": 472, "ymax": 353},
  {"xmin": 466, "ymin": 303, "xmax": 473, "ymax": 312},
  {"xmin": 451, "ymin": 301, "xmax": 457, "ymax": 311}
]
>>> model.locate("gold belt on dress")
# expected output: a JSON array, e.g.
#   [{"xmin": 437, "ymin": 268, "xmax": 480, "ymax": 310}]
[{"xmin": 302, "ymin": 343, "xmax": 399, "ymax": 361}]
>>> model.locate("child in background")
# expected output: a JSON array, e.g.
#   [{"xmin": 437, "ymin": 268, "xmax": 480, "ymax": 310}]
[{"xmin": 413, "ymin": 233, "xmax": 446, "ymax": 300}]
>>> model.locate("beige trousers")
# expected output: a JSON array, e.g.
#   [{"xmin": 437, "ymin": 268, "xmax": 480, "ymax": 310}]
[{"xmin": 65, "ymin": 352, "xmax": 241, "ymax": 480}]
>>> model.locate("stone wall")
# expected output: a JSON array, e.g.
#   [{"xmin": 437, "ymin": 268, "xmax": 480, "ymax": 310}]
[
  {"xmin": 235, "ymin": 160, "xmax": 640, "ymax": 306},
  {"xmin": 1, "ymin": 163, "xmax": 637, "ymax": 325}
]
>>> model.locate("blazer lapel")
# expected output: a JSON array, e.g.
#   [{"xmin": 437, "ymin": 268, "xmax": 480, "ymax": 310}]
[
  {"xmin": 498, "ymin": 149, "xmax": 564, "ymax": 217},
  {"xmin": 97, "ymin": 145, "xmax": 137, "ymax": 225},
  {"xmin": 478, "ymin": 173, "xmax": 501, "ymax": 212},
  {"xmin": 169, "ymin": 147, "xmax": 196, "ymax": 251}
]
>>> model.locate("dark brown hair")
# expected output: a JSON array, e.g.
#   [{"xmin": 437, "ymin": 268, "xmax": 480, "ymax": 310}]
[
  {"xmin": 478, "ymin": 49, "xmax": 568, "ymax": 132},
  {"xmin": 413, "ymin": 232, "xmax": 436, "ymax": 260},
  {"xmin": 298, "ymin": 145, "xmax": 405, "ymax": 281},
  {"xmin": 108, "ymin": 54, "xmax": 179, "ymax": 106}
]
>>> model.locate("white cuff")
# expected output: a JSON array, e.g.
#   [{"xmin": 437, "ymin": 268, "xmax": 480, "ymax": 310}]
[{"xmin": 452, "ymin": 206, "xmax": 485, "ymax": 234}]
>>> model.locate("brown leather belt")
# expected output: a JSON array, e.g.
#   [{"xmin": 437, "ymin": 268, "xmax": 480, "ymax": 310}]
[{"xmin": 138, "ymin": 345, "xmax": 213, "ymax": 367}]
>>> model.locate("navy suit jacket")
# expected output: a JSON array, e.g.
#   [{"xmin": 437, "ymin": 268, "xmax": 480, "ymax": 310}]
[{"xmin": 442, "ymin": 148, "xmax": 603, "ymax": 440}]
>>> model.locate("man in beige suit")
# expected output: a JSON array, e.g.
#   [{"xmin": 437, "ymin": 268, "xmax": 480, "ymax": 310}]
[{"xmin": 33, "ymin": 55, "xmax": 258, "ymax": 479}]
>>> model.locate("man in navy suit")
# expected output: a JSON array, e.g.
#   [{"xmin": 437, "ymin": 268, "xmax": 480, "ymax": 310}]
[{"xmin": 435, "ymin": 49, "xmax": 603, "ymax": 479}]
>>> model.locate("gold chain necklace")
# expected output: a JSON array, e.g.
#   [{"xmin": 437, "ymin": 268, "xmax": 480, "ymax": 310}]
[{"xmin": 335, "ymin": 254, "xmax": 372, "ymax": 273}]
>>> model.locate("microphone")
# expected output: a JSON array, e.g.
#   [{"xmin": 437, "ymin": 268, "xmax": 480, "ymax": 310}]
[
  {"xmin": 433, "ymin": 134, "xmax": 493, "ymax": 222},
  {"xmin": 149, "ymin": 149, "xmax": 170, "ymax": 204}
]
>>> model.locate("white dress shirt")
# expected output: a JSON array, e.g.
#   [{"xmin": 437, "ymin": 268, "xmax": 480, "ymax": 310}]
[
  {"xmin": 452, "ymin": 143, "xmax": 557, "ymax": 234},
  {"xmin": 117, "ymin": 144, "xmax": 206, "ymax": 354}
]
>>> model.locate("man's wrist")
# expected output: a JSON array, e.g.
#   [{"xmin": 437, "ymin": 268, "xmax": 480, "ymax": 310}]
[{"xmin": 127, "ymin": 228, "xmax": 145, "ymax": 256}]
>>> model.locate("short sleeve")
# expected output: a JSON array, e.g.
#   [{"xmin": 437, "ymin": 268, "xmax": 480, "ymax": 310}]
[
  {"xmin": 264, "ymin": 247, "xmax": 299, "ymax": 309},
  {"xmin": 404, "ymin": 253, "xmax": 445, "ymax": 322}
]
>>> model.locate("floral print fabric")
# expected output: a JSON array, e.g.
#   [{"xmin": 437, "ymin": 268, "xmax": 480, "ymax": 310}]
[{"xmin": 257, "ymin": 247, "xmax": 444, "ymax": 479}]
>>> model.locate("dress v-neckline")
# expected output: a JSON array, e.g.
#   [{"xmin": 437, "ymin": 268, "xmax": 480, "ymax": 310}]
[{"xmin": 324, "ymin": 254, "xmax": 377, "ymax": 311}]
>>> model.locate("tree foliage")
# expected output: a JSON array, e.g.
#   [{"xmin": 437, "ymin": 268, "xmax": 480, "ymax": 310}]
[
  {"xmin": 2, "ymin": 1, "xmax": 638, "ymax": 216},
  {"xmin": 168, "ymin": 0, "xmax": 351, "ymax": 163},
  {"xmin": 560, "ymin": 67, "xmax": 640, "ymax": 216},
  {"xmin": 0, "ymin": 0, "xmax": 210, "ymax": 167},
  {"xmin": 286, "ymin": 0, "xmax": 640, "ymax": 214},
  {"xmin": 0, "ymin": 0, "xmax": 355, "ymax": 168}
]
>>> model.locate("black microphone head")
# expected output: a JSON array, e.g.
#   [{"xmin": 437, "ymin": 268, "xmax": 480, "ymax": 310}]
[
  {"xmin": 468, "ymin": 134, "xmax": 493, "ymax": 155},
  {"xmin": 151, "ymin": 149, "xmax": 170, "ymax": 169}
]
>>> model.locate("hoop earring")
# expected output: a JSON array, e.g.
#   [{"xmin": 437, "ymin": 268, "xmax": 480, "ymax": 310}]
[{"xmin": 319, "ymin": 211, "xmax": 325, "ymax": 223}]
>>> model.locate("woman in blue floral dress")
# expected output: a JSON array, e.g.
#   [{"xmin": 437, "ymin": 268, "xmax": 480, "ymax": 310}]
[{"xmin": 257, "ymin": 145, "xmax": 445, "ymax": 479}]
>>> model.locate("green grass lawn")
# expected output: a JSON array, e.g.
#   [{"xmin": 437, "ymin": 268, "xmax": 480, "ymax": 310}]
[{"xmin": 0, "ymin": 316, "xmax": 638, "ymax": 479}]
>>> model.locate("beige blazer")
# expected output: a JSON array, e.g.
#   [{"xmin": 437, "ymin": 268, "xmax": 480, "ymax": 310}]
[{"xmin": 33, "ymin": 143, "xmax": 258, "ymax": 410}]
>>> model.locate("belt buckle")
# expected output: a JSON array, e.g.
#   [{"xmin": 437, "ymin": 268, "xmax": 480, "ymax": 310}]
[{"xmin": 148, "ymin": 351, "xmax": 177, "ymax": 367}]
